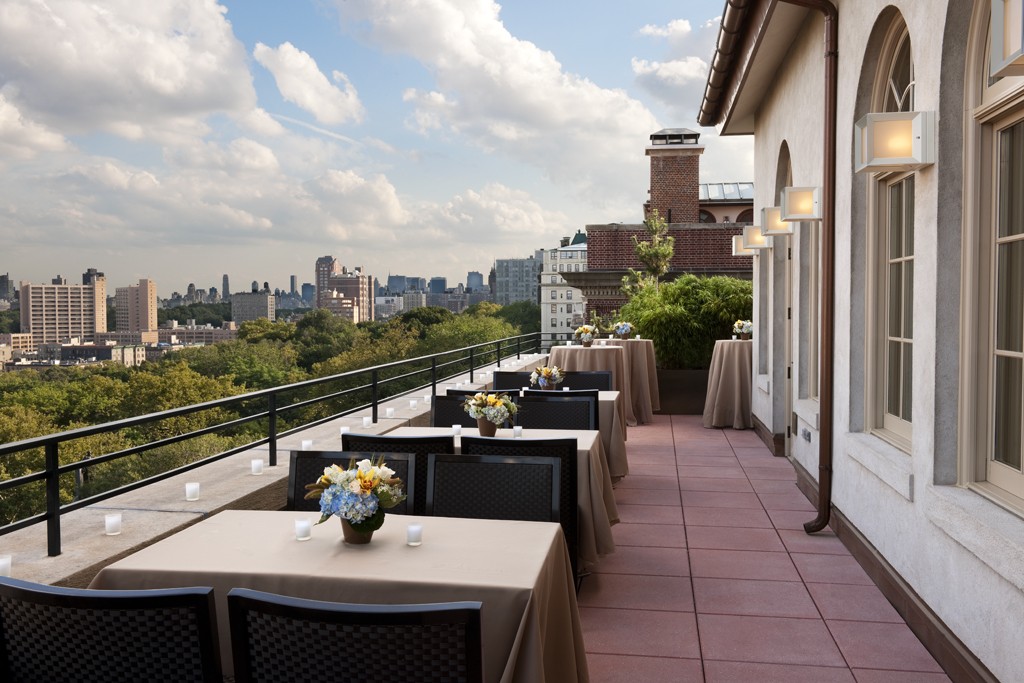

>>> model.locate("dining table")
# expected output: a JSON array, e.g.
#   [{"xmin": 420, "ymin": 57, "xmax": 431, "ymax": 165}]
[
  {"xmin": 548, "ymin": 345, "xmax": 637, "ymax": 426},
  {"xmin": 606, "ymin": 338, "xmax": 660, "ymax": 424},
  {"xmin": 702, "ymin": 338, "xmax": 754, "ymax": 429},
  {"xmin": 90, "ymin": 510, "xmax": 589, "ymax": 683},
  {"xmin": 389, "ymin": 425, "xmax": 618, "ymax": 572}
]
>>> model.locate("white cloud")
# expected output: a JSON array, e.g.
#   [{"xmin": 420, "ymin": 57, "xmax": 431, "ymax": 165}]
[
  {"xmin": 253, "ymin": 42, "xmax": 365, "ymax": 126},
  {"xmin": 638, "ymin": 19, "xmax": 692, "ymax": 41},
  {"xmin": 0, "ymin": 94, "xmax": 68, "ymax": 161},
  {"xmin": 0, "ymin": 0, "xmax": 258, "ymax": 143}
]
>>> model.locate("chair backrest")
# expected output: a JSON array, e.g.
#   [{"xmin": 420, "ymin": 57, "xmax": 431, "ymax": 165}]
[
  {"xmin": 289, "ymin": 450, "xmax": 416, "ymax": 516},
  {"xmin": 459, "ymin": 437, "xmax": 579, "ymax": 580},
  {"xmin": 431, "ymin": 395, "xmax": 483, "ymax": 429},
  {"xmin": 516, "ymin": 395, "xmax": 599, "ymax": 431},
  {"xmin": 561, "ymin": 370, "xmax": 613, "ymax": 391},
  {"xmin": 227, "ymin": 588, "xmax": 482, "ymax": 683},
  {"xmin": 522, "ymin": 388, "xmax": 600, "ymax": 401},
  {"xmin": 492, "ymin": 371, "xmax": 533, "ymax": 391},
  {"xmin": 425, "ymin": 453, "xmax": 561, "ymax": 524},
  {"xmin": 342, "ymin": 433, "xmax": 456, "ymax": 515},
  {"xmin": 445, "ymin": 388, "xmax": 485, "ymax": 398},
  {"xmin": 0, "ymin": 576, "xmax": 221, "ymax": 683}
]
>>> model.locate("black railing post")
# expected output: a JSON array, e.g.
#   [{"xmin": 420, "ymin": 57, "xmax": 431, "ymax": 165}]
[
  {"xmin": 496, "ymin": 341, "xmax": 502, "ymax": 369},
  {"xmin": 371, "ymin": 369, "xmax": 379, "ymax": 423},
  {"xmin": 45, "ymin": 442, "xmax": 61, "ymax": 557},
  {"xmin": 431, "ymin": 358, "xmax": 437, "ymax": 396},
  {"xmin": 469, "ymin": 348, "xmax": 475, "ymax": 383},
  {"xmin": 268, "ymin": 393, "xmax": 277, "ymax": 467},
  {"xmin": 517, "ymin": 337, "xmax": 521, "ymax": 359}
]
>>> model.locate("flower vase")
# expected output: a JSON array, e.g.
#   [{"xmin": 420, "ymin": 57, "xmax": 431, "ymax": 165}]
[
  {"xmin": 476, "ymin": 417, "xmax": 498, "ymax": 437},
  {"xmin": 582, "ymin": 340, "xmax": 593, "ymax": 348},
  {"xmin": 740, "ymin": 333, "xmax": 751, "ymax": 340},
  {"xmin": 541, "ymin": 383, "xmax": 555, "ymax": 391},
  {"xmin": 340, "ymin": 518, "xmax": 374, "ymax": 544},
  {"xmin": 618, "ymin": 333, "xmax": 630, "ymax": 340}
]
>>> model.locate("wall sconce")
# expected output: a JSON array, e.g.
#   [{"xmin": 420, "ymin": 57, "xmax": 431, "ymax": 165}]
[
  {"xmin": 992, "ymin": 0, "xmax": 1024, "ymax": 77},
  {"xmin": 741, "ymin": 225, "xmax": 771, "ymax": 251},
  {"xmin": 780, "ymin": 186, "xmax": 821, "ymax": 221},
  {"xmin": 854, "ymin": 111, "xmax": 936, "ymax": 173},
  {"xmin": 760, "ymin": 206, "xmax": 792, "ymax": 236},
  {"xmin": 732, "ymin": 234, "xmax": 755, "ymax": 256}
]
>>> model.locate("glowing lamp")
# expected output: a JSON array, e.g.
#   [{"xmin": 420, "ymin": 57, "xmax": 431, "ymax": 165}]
[
  {"xmin": 992, "ymin": 0, "xmax": 1024, "ymax": 77},
  {"xmin": 761, "ymin": 206, "xmax": 792, "ymax": 236},
  {"xmin": 732, "ymin": 234, "xmax": 754, "ymax": 256},
  {"xmin": 854, "ymin": 111, "xmax": 936, "ymax": 173},
  {"xmin": 741, "ymin": 225, "xmax": 771, "ymax": 251},
  {"xmin": 781, "ymin": 187, "xmax": 821, "ymax": 221}
]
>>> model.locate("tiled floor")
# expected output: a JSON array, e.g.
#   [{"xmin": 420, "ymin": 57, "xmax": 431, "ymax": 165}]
[{"xmin": 580, "ymin": 414, "xmax": 950, "ymax": 683}]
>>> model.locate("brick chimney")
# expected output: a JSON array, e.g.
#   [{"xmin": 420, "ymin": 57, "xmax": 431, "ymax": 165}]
[{"xmin": 645, "ymin": 128, "xmax": 704, "ymax": 223}]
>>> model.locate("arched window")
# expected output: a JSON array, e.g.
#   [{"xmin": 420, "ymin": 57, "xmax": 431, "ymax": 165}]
[
  {"xmin": 736, "ymin": 209, "xmax": 754, "ymax": 224},
  {"xmin": 699, "ymin": 209, "xmax": 716, "ymax": 223}
]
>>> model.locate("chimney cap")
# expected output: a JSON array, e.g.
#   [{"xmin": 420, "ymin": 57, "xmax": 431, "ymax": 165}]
[{"xmin": 650, "ymin": 128, "xmax": 700, "ymax": 145}]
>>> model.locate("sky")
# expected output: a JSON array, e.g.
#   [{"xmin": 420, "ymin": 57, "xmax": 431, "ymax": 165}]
[{"xmin": 0, "ymin": 0, "xmax": 753, "ymax": 296}]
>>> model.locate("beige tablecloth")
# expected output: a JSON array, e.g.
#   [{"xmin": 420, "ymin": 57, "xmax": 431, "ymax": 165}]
[
  {"xmin": 391, "ymin": 426, "xmax": 617, "ymax": 572},
  {"xmin": 597, "ymin": 390, "xmax": 628, "ymax": 479},
  {"xmin": 549, "ymin": 346, "xmax": 636, "ymax": 426},
  {"xmin": 90, "ymin": 511, "xmax": 588, "ymax": 683},
  {"xmin": 702, "ymin": 339, "xmax": 753, "ymax": 429},
  {"xmin": 606, "ymin": 339, "xmax": 660, "ymax": 423}
]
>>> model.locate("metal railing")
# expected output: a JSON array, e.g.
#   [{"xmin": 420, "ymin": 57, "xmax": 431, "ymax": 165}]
[{"xmin": 0, "ymin": 332, "xmax": 542, "ymax": 556}]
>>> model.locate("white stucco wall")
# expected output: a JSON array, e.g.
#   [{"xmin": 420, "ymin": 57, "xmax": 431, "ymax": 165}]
[{"xmin": 748, "ymin": 2, "xmax": 1024, "ymax": 681}]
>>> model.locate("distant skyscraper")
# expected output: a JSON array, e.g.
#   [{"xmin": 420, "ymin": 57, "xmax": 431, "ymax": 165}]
[
  {"xmin": 315, "ymin": 255, "xmax": 340, "ymax": 309},
  {"xmin": 494, "ymin": 252, "xmax": 543, "ymax": 305},
  {"xmin": 222, "ymin": 274, "xmax": 230, "ymax": 300},
  {"xmin": 466, "ymin": 271, "xmax": 484, "ymax": 291},
  {"xmin": 251, "ymin": 280, "xmax": 259, "ymax": 293},
  {"xmin": 115, "ymin": 278, "xmax": 158, "ymax": 333},
  {"xmin": 387, "ymin": 274, "xmax": 408, "ymax": 294},
  {"xmin": 82, "ymin": 267, "xmax": 104, "ymax": 286},
  {"xmin": 20, "ymin": 274, "xmax": 107, "ymax": 345},
  {"xmin": 0, "ymin": 273, "xmax": 14, "ymax": 300},
  {"xmin": 429, "ymin": 277, "xmax": 447, "ymax": 294},
  {"xmin": 315, "ymin": 256, "xmax": 374, "ymax": 321},
  {"xmin": 231, "ymin": 291, "xmax": 276, "ymax": 323},
  {"xmin": 301, "ymin": 283, "xmax": 315, "ymax": 303},
  {"xmin": 290, "ymin": 275, "xmax": 297, "ymax": 295}
]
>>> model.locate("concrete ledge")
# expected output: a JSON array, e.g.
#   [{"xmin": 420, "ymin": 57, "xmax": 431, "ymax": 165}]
[{"xmin": 2, "ymin": 354, "xmax": 548, "ymax": 588}]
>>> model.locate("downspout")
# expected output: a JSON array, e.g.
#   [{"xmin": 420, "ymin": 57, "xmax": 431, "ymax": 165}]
[{"xmin": 777, "ymin": 0, "xmax": 837, "ymax": 534}]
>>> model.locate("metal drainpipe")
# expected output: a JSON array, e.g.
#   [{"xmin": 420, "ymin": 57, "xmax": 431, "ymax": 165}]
[{"xmin": 777, "ymin": 0, "xmax": 837, "ymax": 533}]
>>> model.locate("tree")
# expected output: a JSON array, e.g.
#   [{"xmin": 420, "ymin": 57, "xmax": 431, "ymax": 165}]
[
  {"xmin": 292, "ymin": 309, "xmax": 357, "ymax": 370},
  {"xmin": 238, "ymin": 318, "xmax": 295, "ymax": 343},
  {"xmin": 623, "ymin": 209, "xmax": 675, "ymax": 294},
  {"xmin": 157, "ymin": 302, "xmax": 231, "ymax": 327},
  {"xmin": 494, "ymin": 301, "xmax": 541, "ymax": 334},
  {"xmin": 396, "ymin": 307, "xmax": 454, "ymax": 337},
  {"xmin": 0, "ymin": 310, "xmax": 19, "ymax": 333}
]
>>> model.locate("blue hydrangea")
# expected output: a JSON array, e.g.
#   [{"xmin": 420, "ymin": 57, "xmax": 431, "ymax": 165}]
[{"xmin": 320, "ymin": 487, "xmax": 379, "ymax": 524}]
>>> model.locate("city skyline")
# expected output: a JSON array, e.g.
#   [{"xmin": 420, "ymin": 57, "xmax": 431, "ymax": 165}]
[{"xmin": 0, "ymin": 0, "xmax": 753, "ymax": 289}]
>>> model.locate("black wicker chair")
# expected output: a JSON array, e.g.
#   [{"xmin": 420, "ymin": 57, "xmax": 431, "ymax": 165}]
[
  {"xmin": 341, "ymin": 433, "xmax": 456, "ymax": 515},
  {"xmin": 0, "ymin": 576, "xmax": 221, "ymax": 683},
  {"xmin": 431, "ymin": 395, "xmax": 483, "ymax": 429},
  {"xmin": 459, "ymin": 436, "xmax": 579, "ymax": 583},
  {"xmin": 491, "ymin": 370, "xmax": 534, "ymax": 391},
  {"xmin": 288, "ymin": 450, "xmax": 416, "ymax": 516},
  {"xmin": 424, "ymin": 453, "xmax": 561, "ymax": 525},
  {"xmin": 561, "ymin": 370, "xmax": 613, "ymax": 391},
  {"xmin": 227, "ymin": 588, "xmax": 482, "ymax": 683},
  {"xmin": 516, "ymin": 395, "xmax": 599, "ymax": 431}
]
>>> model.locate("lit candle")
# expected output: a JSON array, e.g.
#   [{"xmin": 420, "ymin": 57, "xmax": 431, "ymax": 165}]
[
  {"xmin": 185, "ymin": 482, "xmax": 200, "ymax": 501},
  {"xmin": 251, "ymin": 459, "xmax": 264, "ymax": 475},
  {"xmin": 635, "ymin": 334, "xmax": 641, "ymax": 339},
  {"xmin": 362, "ymin": 416, "xmax": 372, "ymax": 428},
  {"xmin": 386, "ymin": 407, "xmax": 395, "ymax": 418},
  {"xmin": 513, "ymin": 426, "xmax": 523, "ymax": 438},
  {"xmin": 301, "ymin": 439, "xmax": 313, "ymax": 450},
  {"xmin": 451, "ymin": 424, "xmax": 462, "ymax": 435},
  {"xmin": 423, "ymin": 394, "xmax": 431, "ymax": 404},
  {"xmin": 563, "ymin": 387, "xmax": 571, "ymax": 391},
  {"xmin": 295, "ymin": 518, "xmax": 312, "ymax": 541},
  {"xmin": 566, "ymin": 341, "xmax": 573, "ymax": 346},
  {"xmin": 409, "ymin": 399, "xmax": 418, "ymax": 409},
  {"xmin": 105, "ymin": 513, "xmax": 122, "ymax": 536},
  {"xmin": 407, "ymin": 523, "xmax": 423, "ymax": 546},
  {"xmin": 339, "ymin": 426, "xmax": 350, "ymax": 436},
  {"xmin": 0, "ymin": 555, "xmax": 11, "ymax": 577}
]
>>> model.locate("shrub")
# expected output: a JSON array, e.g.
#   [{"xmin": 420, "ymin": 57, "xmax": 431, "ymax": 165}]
[{"xmin": 619, "ymin": 274, "xmax": 753, "ymax": 369}]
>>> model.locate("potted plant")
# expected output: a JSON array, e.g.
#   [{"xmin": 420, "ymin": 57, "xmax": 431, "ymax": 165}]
[
  {"xmin": 463, "ymin": 392, "xmax": 518, "ymax": 436},
  {"xmin": 304, "ymin": 456, "xmax": 407, "ymax": 544},
  {"xmin": 530, "ymin": 365, "xmax": 564, "ymax": 389},
  {"xmin": 574, "ymin": 325, "xmax": 597, "ymax": 347}
]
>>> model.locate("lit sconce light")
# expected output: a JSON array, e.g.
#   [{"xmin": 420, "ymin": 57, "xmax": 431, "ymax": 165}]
[
  {"xmin": 780, "ymin": 186, "xmax": 821, "ymax": 221},
  {"xmin": 854, "ymin": 111, "xmax": 936, "ymax": 173},
  {"xmin": 760, "ymin": 206, "xmax": 792, "ymax": 236},
  {"xmin": 732, "ymin": 234, "xmax": 755, "ymax": 256},
  {"xmin": 991, "ymin": 0, "xmax": 1024, "ymax": 77},
  {"xmin": 741, "ymin": 225, "xmax": 772, "ymax": 251}
]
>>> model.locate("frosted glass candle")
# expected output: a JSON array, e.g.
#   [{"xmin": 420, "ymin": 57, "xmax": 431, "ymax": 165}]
[
  {"xmin": 301, "ymin": 439, "xmax": 313, "ymax": 450},
  {"xmin": 406, "ymin": 523, "xmax": 423, "ymax": 546},
  {"xmin": 251, "ymin": 459, "xmax": 264, "ymax": 475},
  {"xmin": 635, "ymin": 334, "xmax": 641, "ymax": 339},
  {"xmin": 409, "ymin": 399, "xmax": 418, "ymax": 409},
  {"xmin": 513, "ymin": 426, "xmax": 523, "ymax": 438},
  {"xmin": 566, "ymin": 341, "xmax": 573, "ymax": 346},
  {"xmin": 295, "ymin": 518, "xmax": 312, "ymax": 541},
  {"xmin": 451, "ymin": 424, "xmax": 462, "ymax": 435},
  {"xmin": 0, "ymin": 555, "xmax": 11, "ymax": 577},
  {"xmin": 386, "ymin": 407, "xmax": 395, "ymax": 418},
  {"xmin": 105, "ymin": 513, "xmax": 122, "ymax": 536},
  {"xmin": 423, "ymin": 394, "xmax": 431, "ymax": 404},
  {"xmin": 339, "ymin": 426, "xmax": 350, "ymax": 436},
  {"xmin": 185, "ymin": 482, "xmax": 200, "ymax": 501},
  {"xmin": 362, "ymin": 416, "xmax": 372, "ymax": 428}
]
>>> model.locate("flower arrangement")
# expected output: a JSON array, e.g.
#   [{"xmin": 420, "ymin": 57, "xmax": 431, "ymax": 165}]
[
  {"xmin": 305, "ymin": 455, "xmax": 406, "ymax": 533},
  {"xmin": 463, "ymin": 392, "xmax": 518, "ymax": 425},
  {"xmin": 614, "ymin": 321, "xmax": 634, "ymax": 337},
  {"xmin": 574, "ymin": 324, "xmax": 596, "ymax": 343},
  {"xmin": 530, "ymin": 365, "xmax": 564, "ymax": 388},
  {"xmin": 733, "ymin": 319, "xmax": 753, "ymax": 335}
]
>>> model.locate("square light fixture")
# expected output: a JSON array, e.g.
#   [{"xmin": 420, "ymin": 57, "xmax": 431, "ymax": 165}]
[
  {"xmin": 761, "ymin": 206, "xmax": 792, "ymax": 235},
  {"xmin": 732, "ymin": 234, "xmax": 754, "ymax": 256},
  {"xmin": 780, "ymin": 186, "xmax": 821, "ymax": 221},
  {"xmin": 741, "ymin": 225, "xmax": 771, "ymax": 250},
  {"xmin": 992, "ymin": 0, "xmax": 1024, "ymax": 77},
  {"xmin": 854, "ymin": 111, "xmax": 936, "ymax": 173}
]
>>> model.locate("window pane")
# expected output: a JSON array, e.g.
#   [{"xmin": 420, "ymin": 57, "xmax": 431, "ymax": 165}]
[
  {"xmin": 904, "ymin": 260, "xmax": 914, "ymax": 338},
  {"xmin": 889, "ymin": 182, "xmax": 904, "ymax": 259},
  {"xmin": 998, "ymin": 121, "xmax": 1024, "ymax": 238},
  {"xmin": 994, "ymin": 356, "xmax": 1023, "ymax": 470},
  {"xmin": 996, "ymin": 240, "xmax": 1024, "ymax": 353},
  {"xmin": 888, "ymin": 262, "xmax": 902, "ymax": 334},
  {"xmin": 902, "ymin": 342, "xmax": 913, "ymax": 422},
  {"xmin": 888, "ymin": 340, "xmax": 901, "ymax": 418},
  {"xmin": 904, "ymin": 176, "xmax": 915, "ymax": 255}
]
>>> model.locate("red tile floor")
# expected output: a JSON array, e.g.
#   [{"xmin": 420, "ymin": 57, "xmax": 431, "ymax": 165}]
[{"xmin": 580, "ymin": 414, "xmax": 951, "ymax": 683}]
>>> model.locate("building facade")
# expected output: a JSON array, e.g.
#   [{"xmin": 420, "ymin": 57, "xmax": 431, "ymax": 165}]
[
  {"xmin": 699, "ymin": 2, "xmax": 1024, "ymax": 680},
  {"xmin": 315, "ymin": 256, "xmax": 374, "ymax": 322},
  {"xmin": 114, "ymin": 278, "xmax": 158, "ymax": 332},
  {"xmin": 541, "ymin": 232, "xmax": 588, "ymax": 345},
  {"xmin": 231, "ymin": 291, "xmax": 276, "ymax": 324},
  {"xmin": 493, "ymin": 252, "xmax": 542, "ymax": 306},
  {"xmin": 19, "ymin": 274, "xmax": 107, "ymax": 346}
]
